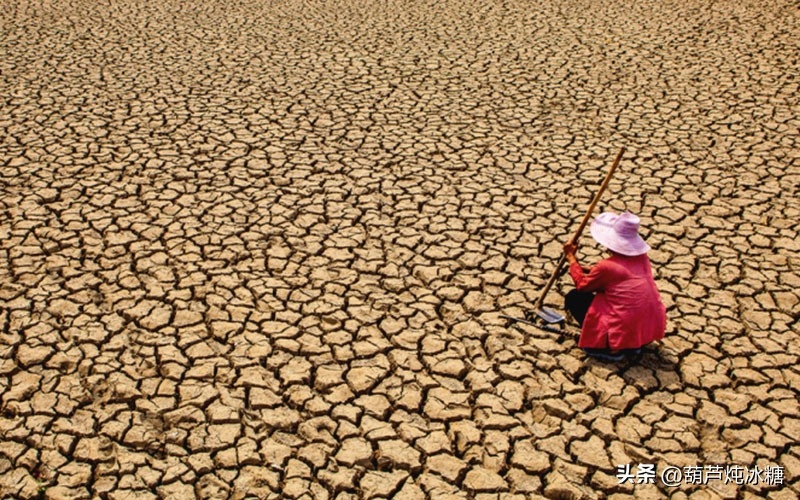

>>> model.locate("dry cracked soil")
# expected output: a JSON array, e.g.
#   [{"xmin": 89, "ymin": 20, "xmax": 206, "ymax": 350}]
[{"xmin": 1, "ymin": 0, "xmax": 799, "ymax": 499}]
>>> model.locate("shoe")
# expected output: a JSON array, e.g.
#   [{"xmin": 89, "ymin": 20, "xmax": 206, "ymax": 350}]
[{"xmin": 583, "ymin": 348, "xmax": 625, "ymax": 362}]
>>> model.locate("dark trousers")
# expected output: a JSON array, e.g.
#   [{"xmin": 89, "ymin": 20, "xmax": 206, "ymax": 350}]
[{"xmin": 565, "ymin": 289, "xmax": 594, "ymax": 326}]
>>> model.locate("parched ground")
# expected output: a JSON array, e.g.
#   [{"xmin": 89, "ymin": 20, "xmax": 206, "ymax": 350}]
[{"xmin": 1, "ymin": 0, "xmax": 799, "ymax": 498}]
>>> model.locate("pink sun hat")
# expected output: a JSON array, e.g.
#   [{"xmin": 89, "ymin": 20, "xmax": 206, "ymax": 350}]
[{"xmin": 589, "ymin": 211, "xmax": 651, "ymax": 256}]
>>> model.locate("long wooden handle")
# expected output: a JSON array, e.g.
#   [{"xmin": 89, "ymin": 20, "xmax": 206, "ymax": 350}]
[
  {"xmin": 534, "ymin": 146, "xmax": 625, "ymax": 310},
  {"xmin": 568, "ymin": 146, "xmax": 625, "ymax": 245}
]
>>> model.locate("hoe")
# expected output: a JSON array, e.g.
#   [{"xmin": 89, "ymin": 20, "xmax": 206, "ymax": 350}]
[{"xmin": 522, "ymin": 146, "xmax": 626, "ymax": 328}]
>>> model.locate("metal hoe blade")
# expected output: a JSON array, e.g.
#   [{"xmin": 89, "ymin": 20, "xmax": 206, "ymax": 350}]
[{"xmin": 535, "ymin": 306, "xmax": 565, "ymax": 324}]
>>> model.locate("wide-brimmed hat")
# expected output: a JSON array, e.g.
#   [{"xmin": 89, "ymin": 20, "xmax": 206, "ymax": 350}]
[{"xmin": 589, "ymin": 211, "xmax": 651, "ymax": 256}]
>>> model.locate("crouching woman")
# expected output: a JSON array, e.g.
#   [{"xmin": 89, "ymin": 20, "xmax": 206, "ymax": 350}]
[{"xmin": 562, "ymin": 211, "xmax": 666, "ymax": 362}]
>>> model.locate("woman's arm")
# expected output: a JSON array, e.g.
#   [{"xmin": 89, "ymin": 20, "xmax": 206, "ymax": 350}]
[{"xmin": 564, "ymin": 242, "xmax": 613, "ymax": 292}]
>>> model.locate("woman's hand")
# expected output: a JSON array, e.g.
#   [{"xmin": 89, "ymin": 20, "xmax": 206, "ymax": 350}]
[{"xmin": 563, "ymin": 241, "xmax": 579, "ymax": 264}]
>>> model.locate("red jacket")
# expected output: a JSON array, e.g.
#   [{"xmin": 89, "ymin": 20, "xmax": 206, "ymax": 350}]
[{"xmin": 569, "ymin": 253, "xmax": 666, "ymax": 350}]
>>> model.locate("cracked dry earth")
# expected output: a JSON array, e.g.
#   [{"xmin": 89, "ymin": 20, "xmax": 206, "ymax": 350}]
[{"xmin": 1, "ymin": 0, "xmax": 799, "ymax": 499}]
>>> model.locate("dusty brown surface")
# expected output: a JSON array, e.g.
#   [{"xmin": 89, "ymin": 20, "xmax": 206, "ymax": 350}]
[{"xmin": 1, "ymin": 0, "xmax": 799, "ymax": 498}]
